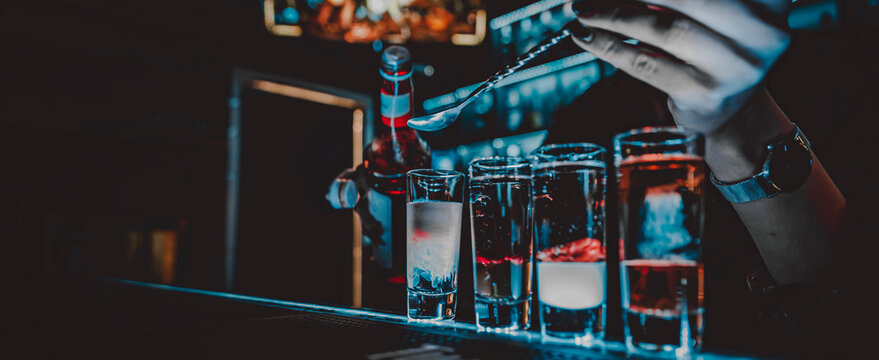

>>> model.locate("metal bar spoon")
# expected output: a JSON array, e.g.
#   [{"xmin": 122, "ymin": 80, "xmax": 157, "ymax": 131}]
[{"xmin": 407, "ymin": 21, "xmax": 586, "ymax": 132}]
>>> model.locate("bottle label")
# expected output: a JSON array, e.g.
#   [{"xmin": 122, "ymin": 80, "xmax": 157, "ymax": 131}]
[
  {"xmin": 380, "ymin": 92, "xmax": 410, "ymax": 120},
  {"xmin": 366, "ymin": 189, "xmax": 393, "ymax": 269}
]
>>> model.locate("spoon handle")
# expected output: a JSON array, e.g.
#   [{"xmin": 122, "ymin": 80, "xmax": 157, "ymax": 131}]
[{"xmin": 456, "ymin": 23, "xmax": 575, "ymax": 108}]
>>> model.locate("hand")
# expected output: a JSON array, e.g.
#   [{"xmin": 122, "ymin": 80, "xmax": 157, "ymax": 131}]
[
  {"xmin": 571, "ymin": 0, "xmax": 791, "ymax": 134},
  {"xmin": 327, "ymin": 166, "xmax": 385, "ymax": 246},
  {"xmin": 350, "ymin": 165, "xmax": 386, "ymax": 247}
]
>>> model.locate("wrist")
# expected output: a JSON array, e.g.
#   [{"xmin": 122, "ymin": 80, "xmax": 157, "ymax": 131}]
[{"xmin": 704, "ymin": 87, "xmax": 793, "ymax": 183}]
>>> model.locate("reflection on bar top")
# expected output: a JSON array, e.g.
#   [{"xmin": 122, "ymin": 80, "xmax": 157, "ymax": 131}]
[
  {"xmin": 104, "ymin": 277, "xmax": 480, "ymax": 331},
  {"xmin": 102, "ymin": 277, "xmax": 767, "ymax": 359}
]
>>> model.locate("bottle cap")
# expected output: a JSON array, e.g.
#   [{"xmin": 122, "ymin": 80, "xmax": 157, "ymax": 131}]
[{"xmin": 381, "ymin": 45, "xmax": 411, "ymax": 73}]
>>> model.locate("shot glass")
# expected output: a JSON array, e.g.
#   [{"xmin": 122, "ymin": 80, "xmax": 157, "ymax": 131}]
[
  {"xmin": 531, "ymin": 143, "xmax": 607, "ymax": 347},
  {"xmin": 614, "ymin": 127, "xmax": 706, "ymax": 359},
  {"xmin": 406, "ymin": 169, "xmax": 466, "ymax": 321},
  {"xmin": 468, "ymin": 157, "xmax": 534, "ymax": 332}
]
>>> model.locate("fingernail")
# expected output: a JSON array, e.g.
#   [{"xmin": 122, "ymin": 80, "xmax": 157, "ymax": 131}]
[
  {"xmin": 581, "ymin": 29, "xmax": 594, "ymax": 43},
  {"xmin": 569, "ymin": 25, "xmax": 593, "ymax": 43}
]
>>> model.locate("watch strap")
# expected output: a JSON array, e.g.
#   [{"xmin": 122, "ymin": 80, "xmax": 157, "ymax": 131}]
[
  {"xmin": 710, "ymin": 171, "xmax": 775, "ymax": 203},
  {"xmin": 710, "ymin": 124, "xmax": 808, "ymax": 203}
]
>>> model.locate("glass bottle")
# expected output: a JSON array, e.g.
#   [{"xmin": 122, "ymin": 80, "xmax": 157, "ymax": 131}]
[
  {"xmin": 361, "ymin": 45, "xmax": 430, "ymax": 311},
  {"xmin": 326, "ymin": 45, "xmax": 430, "ymax": 311}
]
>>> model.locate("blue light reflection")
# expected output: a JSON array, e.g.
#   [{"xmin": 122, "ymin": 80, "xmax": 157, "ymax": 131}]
[
  {"xmin": 99, "ymin": 277, "xmax": 554, "ymax": 344},
  {"xmin": 281, "ymin": 7, "xmax": 300, "ymax": 24}
]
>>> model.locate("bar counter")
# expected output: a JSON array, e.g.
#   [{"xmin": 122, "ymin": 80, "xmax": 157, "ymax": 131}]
[{"xmin": 6, "ymin": 277, "xmax": 768, "ymax": 359}]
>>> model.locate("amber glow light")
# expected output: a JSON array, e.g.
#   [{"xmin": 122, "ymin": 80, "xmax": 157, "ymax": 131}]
[
  {"xmin": 263, "ymin": 0, "xmax": 485, "ymax": 45},
  {"xmin": 234, "ymin": 71, "xmax": 370, "ymax": 306},
  {"xmin": 250, "ymin": 80, "xmax": 360, "ymax": 109}
]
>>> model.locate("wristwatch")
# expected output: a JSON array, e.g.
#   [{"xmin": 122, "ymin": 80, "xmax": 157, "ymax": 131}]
[{"xmin": 710, "ymin": 123, "xmax": 813, "ymax": 203}]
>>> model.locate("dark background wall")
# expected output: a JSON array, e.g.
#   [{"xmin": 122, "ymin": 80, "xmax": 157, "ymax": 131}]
[{"xmin": 0, "ymin": 0, "xmax": 531, "ymax": 299}]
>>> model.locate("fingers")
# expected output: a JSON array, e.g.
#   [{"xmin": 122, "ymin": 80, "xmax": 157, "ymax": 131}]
[
  {"xmin": 577, "ymin": 8, "xmax": 760, "ymax": 80},
  {"xmin": 643, "ymin": 0, "xmax": 789, "ymax": 58},
  {"xmin": 571, "ymin": 27, "xmax": 714, "ymax": 107}
]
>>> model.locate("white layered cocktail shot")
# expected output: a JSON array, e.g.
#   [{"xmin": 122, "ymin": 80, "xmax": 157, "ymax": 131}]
[
  {"xmin": 531, "ymin": 144, "xmax": 608, "ymax": 347},
  {"xmin": 406, "ymin": 201, "xmax": 462, "ymax": 320},
  {"xmin": 538, "ymin": 261, "xmax": 605, "ymax": 311}
]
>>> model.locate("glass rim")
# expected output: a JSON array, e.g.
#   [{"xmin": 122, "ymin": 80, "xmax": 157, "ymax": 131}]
[
  {"xmin": 532, "ymin": 142, "xmax": 606, "ymax": 158},
  {"xmin": 613, "ymin": 126, "xmax": 702, "ymax": 147},
  {"xmin": 468, "ymin": 156, "xmax": 531, "ymax": 171},
  {"xmin": 406, "ymin": 168, "xmax": 465, "ymax": 179},
  {"xmin": 534, "ymin": 142, "xmax": 605, "ymax": 153}
]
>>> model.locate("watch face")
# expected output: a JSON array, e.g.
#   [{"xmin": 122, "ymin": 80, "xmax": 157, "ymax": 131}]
[{"xmin": 767, "ymin": 140, "xmax": 812, "ymax": 192}]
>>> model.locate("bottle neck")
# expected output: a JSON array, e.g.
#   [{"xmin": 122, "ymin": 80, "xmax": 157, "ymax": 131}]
[{"xmin": 380, "ymin": 69, "xmax": 413, "ymax": 128}]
